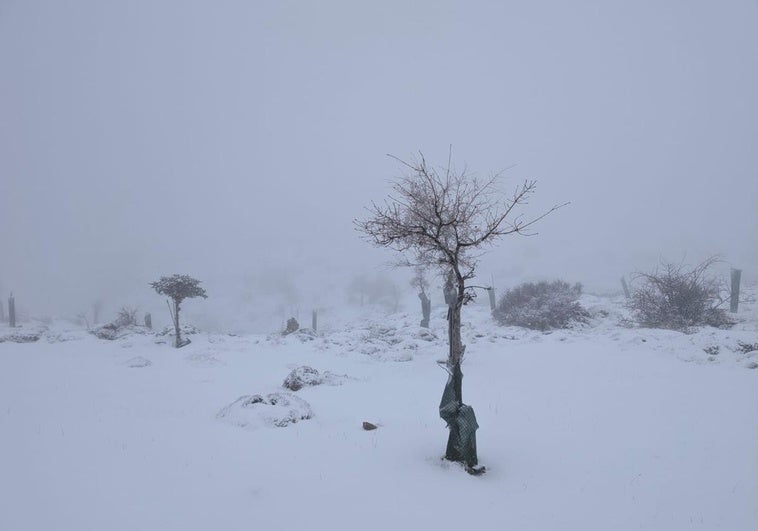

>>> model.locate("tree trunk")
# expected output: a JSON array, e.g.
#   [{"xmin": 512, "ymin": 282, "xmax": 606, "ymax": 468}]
[
  {"xmin": 440, "ymin": 271, "xmax": 480, "ymax": 469},
  {"xmin": 448, "ymin": 303, "xmax": 464, "ymax": 366},
  {"xmin": 419, "ymin": 291, "xmax": 431, "ymax": 328},
  {"xmin": 447, "ymin": 277, "xmax": 466, "ymax": 367},
  {"xmin": 621, "ymin": 276, "xmax": 631, "ymax": 299},
  {"xmin": 173, "ymin": 300, "xmax": 181, "ymax": 348}
]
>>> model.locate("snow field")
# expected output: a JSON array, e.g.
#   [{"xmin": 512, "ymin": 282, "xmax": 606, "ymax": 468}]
[{"xmin": 1, "ymin": 293, "xmax": 756, "ymax": 530}]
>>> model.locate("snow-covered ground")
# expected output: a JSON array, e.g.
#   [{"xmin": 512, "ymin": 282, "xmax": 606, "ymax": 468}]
[{"xmin": 1, "ymin": 291, "xmax": 757, "ymax": 531}]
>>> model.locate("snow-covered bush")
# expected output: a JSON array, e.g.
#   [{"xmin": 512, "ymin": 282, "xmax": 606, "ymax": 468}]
[
  {"xmin": 494, "ymin": 280, "xmax": 589, "ymax": 331},
  {"xmin": 282, "ymin": 317, "xmax": 299, "ymax": 335},
  {"xmin": 217, "ymin": 393, "xmax": 313, "ymax": 428},
  {"xmin": 91, "ymin": 307, "xmax": 145, "ymax": 340},
  {"xmin": 282, "ymin": 366, "xmax": 347, "ymax": 391},
  {"xmin": 91, "ymin": 322, "xmax": 122, "ymax": 340},
  {"xmin": 736, "ymin": 341, "xmax": 758, "ymax": 354},
  {"xmin": 283, "ymin": 366, "xmax": 322, "ymax": 391},
  {"xmin": 629, "ymin": 258, "xmax": 733, "ymax": 331},
  {"xmin": 0, "ymin": 330, "xmax": 42, "ymax": 343},
  {"xmin": 157, "ymin": 323, "xmax": 199, "ymax": 337}
]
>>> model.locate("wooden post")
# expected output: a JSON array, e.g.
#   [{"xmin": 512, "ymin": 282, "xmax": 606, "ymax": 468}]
[
  {"xmin": 730, "ymin": 269, "xmax": 742, "ymax": 313},
  {"xmin": 93, "ymin": 301, "xmax": 102, "ymax": 325},
  {"xmin": 487, "ymin": 287, "xmax": 496, "ymax": 312},
  {"xmin": 312, "ymin": 309, "xmax": 317, "ymax": 332},
  {"xmin": 144, "ymin": 313, "xmax": 152, "ymax": 330},
  {"xmin": 621, "ymin": 276, "xmax": 631, "ymax": 299},
  {"xmin": 8, "ymin": 293, "xmax": 16, "ymax": 327}
]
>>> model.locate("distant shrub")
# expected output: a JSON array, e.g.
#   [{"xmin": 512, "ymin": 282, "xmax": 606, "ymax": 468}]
[
  {"xmin": 494, "ymin": 280, "xmax": 589, "ymax": 330},
  {"xmin": 629, "ymin": 257, "xmax": 733, "ymax": 331},
  {"xmin": 91, "ymin": 306, "xmax": 139, "ymax": 340},
  {"xmin": 282, "ymin": 317, "xmax": 300, "ymax": 336},
  {"xmin": 114, "ymin": 307, "xmax": 138, "ymax": 328}
]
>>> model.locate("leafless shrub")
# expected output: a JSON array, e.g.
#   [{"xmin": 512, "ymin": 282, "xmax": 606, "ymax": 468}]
[
  {"xmin": 494, "ymin": 280, "xmax": 589, "ymax": 330},
  {"xmin": 629, "ymin": 257, "xmax": 734, "ymax": 331},
  {"xmin": 114, "ymin": 306, "xmax": 138, "ymax": 328}
]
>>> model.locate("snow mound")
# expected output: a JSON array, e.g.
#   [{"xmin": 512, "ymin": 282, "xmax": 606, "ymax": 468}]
[
  {"xmin": 320, "ymin": 318, "xmax": 444, "ymax": 362},
  {"xmin": 282, "ymin": 366, "xmax": 348, "ymax": 391},
  {"xmin": 124, "ymin": 356, "xmax": 152, "ymax": 368},
  {"xmin": 217, "ymin": 392, "xmax": 313, "ymax": 428},
  {"xmin": 185, "ymin": 352, "xmax": 225, "ymax": 368},
  {"xmin": 0, "ymin": 321, "xmax": 52, "ymax": 343},
  {"xmin": 91, "ymin": 324, "xmax": 149, "ymax": 341}
]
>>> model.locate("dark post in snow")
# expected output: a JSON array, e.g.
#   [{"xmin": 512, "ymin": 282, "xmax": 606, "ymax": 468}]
[
  {"xmin": 144, "ymin": 313, "xmax": 152, "ymax": 330},
  {"xmin": 621, "ymin": 276, "xmax": 631, "ymax": 299},
  {"xmin": 311, "ymin": 309, "xmax": 317, "ymax": 332},
  {"xmin": 8, "ymin": 293, "xmax": 16, "ymax": 327},
  {"xmin": 730, "ymin": 268, "xmax": 742, "ymax": 313}
]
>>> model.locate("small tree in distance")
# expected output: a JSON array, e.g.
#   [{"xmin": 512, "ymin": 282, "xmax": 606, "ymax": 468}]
[
  {"xmin": 150, "ymin": 274, "xmax": 208, "ymax": 348},
  {"xmin": 356, "ymin": 151, "xmax": 565, "ymax": 471},
  {"xmin": 411, "ymin": 262, "xmax": 431, "ymax": 328}
]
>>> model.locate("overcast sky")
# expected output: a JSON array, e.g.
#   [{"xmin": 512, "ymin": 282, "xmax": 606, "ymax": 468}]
[{"xmin": 1, "ymin": 0, "xmax": 756, "ymax": 322}]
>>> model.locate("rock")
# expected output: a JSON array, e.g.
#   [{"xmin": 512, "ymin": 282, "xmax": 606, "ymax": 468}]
[{"xmin": 362, "ymin": 421, "xmax": 378, "ymax": 431}]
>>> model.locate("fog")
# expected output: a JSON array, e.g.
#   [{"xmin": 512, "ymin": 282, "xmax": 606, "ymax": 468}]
[{"xmin": 2, "ymin": 0, "xmax": 756, "ymax": 331}]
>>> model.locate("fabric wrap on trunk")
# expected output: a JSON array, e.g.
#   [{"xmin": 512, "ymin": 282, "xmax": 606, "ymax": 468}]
[{"xmin": 439, "ymin": 363, "xmax": 479, "ymax": 467}]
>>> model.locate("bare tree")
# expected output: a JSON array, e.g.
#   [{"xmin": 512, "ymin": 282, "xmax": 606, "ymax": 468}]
[{"xmin": 356, "ymin": 151, "xmax": 564, "ymax": 471}]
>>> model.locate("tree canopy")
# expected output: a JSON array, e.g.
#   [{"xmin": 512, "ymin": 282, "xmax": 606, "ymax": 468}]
[
  {"xmin": 356, "ymin": 153, "xmax": 564, "ymax": 282},
  {"xmin": 150, "ymin": 274, "xmax": 208, "ymax": 303}
]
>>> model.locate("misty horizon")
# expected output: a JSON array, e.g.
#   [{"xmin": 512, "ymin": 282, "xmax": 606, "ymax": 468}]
[{"xmin": 2, "ymin": 1, "xmax": 756, "ymax": 329}]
